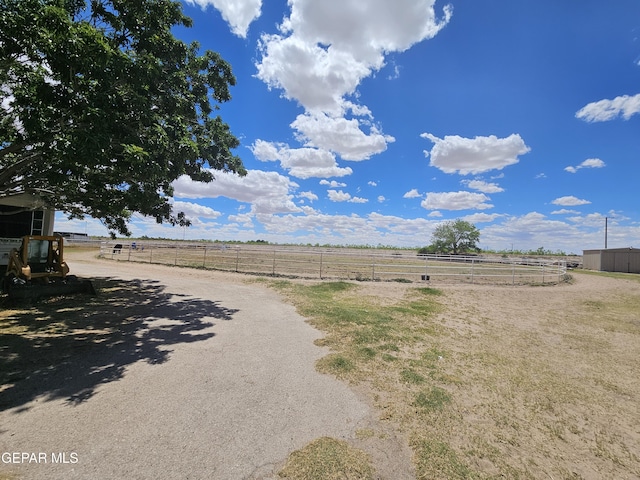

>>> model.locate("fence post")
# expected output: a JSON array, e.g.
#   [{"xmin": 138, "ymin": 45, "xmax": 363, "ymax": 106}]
[
  {"xmin": 174, "ymin": 243, "xmax": 178, "ymax": 265},
  {"xmin": 127, "ymin": 244, "xmax": 132, "ymax": 262},
  {"xmin": 319, "ymin": 252, "xmax": 323, "ymax": 279},
  {"xmin": 371, "ymin": 254, "xmax": 375, "ymax": 280},
  {"xmin": 235, "ymin": 247, "xmax": 240, "ymax": 272},
  {"xmin": 542, "ymin": 263, "xmax": 545, "ymax": 283},
  {"xmin": 272, "ymin": 248, "xmax": 277, "ymax": 275},
  {"xmin": 203, "ymin": 247, "xmax": 207, "ymax": 267},
  {"xmin": 425, "ymin": 256, "xmax": 428, "ymax": 281},
  {"xmin": 471, "ymin": 258, "xmax": 475, "ymax": 284},
  {"xmin": 512, "ymin": 260, "xmax": 515, "ymax": 286},
  {"xmin": 149, "ymin": 246, "xmax": 153, "ymax": 263}
]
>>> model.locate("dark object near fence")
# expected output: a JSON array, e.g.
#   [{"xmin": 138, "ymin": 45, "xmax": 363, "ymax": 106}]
[
  {"xmin": 113, "ymin": 244, "xmax": 123, "ymax": 254},
  {"xmin": 421, "ymin": 275, "xmax": 430, "ymax": 281}
]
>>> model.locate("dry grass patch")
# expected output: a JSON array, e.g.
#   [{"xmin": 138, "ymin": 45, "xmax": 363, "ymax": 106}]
[
  {"xmin": 278, "ymin": 437, "xmax": 375, "ymax": 480},
  {"xmin": 0, "ymin": 473, "xmax": 19, "ymax": 480}
]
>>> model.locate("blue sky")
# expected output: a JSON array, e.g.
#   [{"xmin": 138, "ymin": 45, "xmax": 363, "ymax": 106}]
[{"xmin": 56, "ymin": 0, "xmax": 640, "ymax": 253}]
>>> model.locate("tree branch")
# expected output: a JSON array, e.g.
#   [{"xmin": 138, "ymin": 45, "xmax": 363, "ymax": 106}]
[
  {"xmin": 0, "ymin": 151, "xmax": 42, "ymax": 185},
  {"xmin": 0, "ymin": 141, "xmax": 29, "ymax": 160}
]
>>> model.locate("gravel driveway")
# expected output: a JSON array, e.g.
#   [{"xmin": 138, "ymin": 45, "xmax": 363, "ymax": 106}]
[{"xmin": 0, "ymin": 252, "xmax": 370, "ymax": 479}]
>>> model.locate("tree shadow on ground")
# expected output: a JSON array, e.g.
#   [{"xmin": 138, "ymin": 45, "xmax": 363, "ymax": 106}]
[{"xmin": 0, "ymin": 277, "xmax": 238, "ymax": 412}]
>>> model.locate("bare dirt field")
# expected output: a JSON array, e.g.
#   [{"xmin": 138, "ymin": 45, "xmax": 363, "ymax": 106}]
[
  {"xmin": 406, "ymin": 273, "xmax": 640, "ymax": 479},
  {"xmin": 2, "ymin": 247, "xmax": 639, "ymax": 479}
]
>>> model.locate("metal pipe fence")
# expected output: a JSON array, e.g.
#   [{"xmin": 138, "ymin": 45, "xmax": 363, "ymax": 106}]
[{"xmin": 98, "ymin": 241, "xmax": 568, "ymax": 285}]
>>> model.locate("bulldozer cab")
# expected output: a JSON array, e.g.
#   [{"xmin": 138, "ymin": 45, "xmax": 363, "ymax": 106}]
[
  {"xmin": 24, "ymin": 236, "xmax": 66, "ymax": 277},
  {"xmin": 7, "ymin": 235, "xmax": 70, "ymax": 282},
  {"xmin": 2, "ymin": 235, "xmax": 93, "ymax": 300}
]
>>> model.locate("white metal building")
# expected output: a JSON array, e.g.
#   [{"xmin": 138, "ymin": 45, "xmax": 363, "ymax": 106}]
[{"xmin": 582, "ymin": 247, "xmax": 640, "ymax": 274}]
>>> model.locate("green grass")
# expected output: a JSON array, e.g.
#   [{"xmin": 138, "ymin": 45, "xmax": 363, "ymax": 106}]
[
  {"xmin": 270, "ymin": 280, "xmax": 477, "ymax": 476},
  {"xmin": 412, "ymin": 438, "xmax": 478, "ymax": 480},
  {"xmin": 413, "ymin": 386, "xmax": 452, "ymax": 412},
  {"xmin": 272, "ymin": 281, "xmax": 446, "ymax": 384},
  {"xmin": 316, "ymin": 354, "xmax": 356, "ymax": 377},
  {"xmin": 400, "ymin": 368, "xmax": 427, "ymax": 385}
]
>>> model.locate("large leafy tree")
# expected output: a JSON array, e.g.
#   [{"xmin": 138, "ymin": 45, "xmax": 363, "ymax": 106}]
[
  {"xmin": 427, "ymin": 219, "xmax": 480, "ymax": 255},
  {"xmin": 0, "ymin": 0, "xmax": 246, "ymax": 236}
]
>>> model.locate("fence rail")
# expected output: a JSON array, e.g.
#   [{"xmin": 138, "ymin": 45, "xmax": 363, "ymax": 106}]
[{"xmin": 98, "ymin": 241, "xmax": 568, "ymax": 285}]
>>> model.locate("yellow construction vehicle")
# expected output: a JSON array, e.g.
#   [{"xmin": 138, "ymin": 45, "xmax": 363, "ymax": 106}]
[{"xmin": 2, "ymin": 235, "xmax": 94, "ymax": 300}]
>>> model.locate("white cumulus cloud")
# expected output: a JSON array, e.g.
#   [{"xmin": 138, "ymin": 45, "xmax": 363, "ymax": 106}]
[
  {"xmin": 564, "ymin": 158, "xmax": 606, "ymax": 173},
  {"xmin": 170, "ymin": 200, "xmax": 222, "ymax": 220},
  {"xmin": 184, "ymin": 0, "xmax": 261, "ymax": 37},
  {"xmin": 257, "ymin": 35, "xmax": 370, "ymax": 116},
  {"xmin": 462, "ymin": 180, "xmax": 504, "ymax": 193},
  {"xmin": 461, "ymin": 213, "xmax": 502, "ymax": 223},
  {"xmin": 257, "ymin": 0, "xmax": 452, "ymax": 114},
  {"xmin": 422, "ymin": 133, "xmax": 531, "ymax": 175},
  {"xmin": 320, "ymin": 179, "xmax": 347, "ymax": 188},
  {"xmin": 551, "ymin": 209, "xmax": 580, "ymax": 215},
  {"xmin": 173, "ymin": 169, "xmax": 301, "ymax": 214},
  {"xmin": 551, "ymin": 196, "xmax": 591, "ymax": 207},
  {"xmin": 327, "ymin": 190, "xmax": 368, "ymax": 203},
  {"xmin": 250, "ymin": 140, "xmax": 352, "ymax": 179},
  {"xmin": 421, "ymin": 191, "xmax": 493, "ymax": 211},
  {"xmin": 327, "ymin": 190, "xmax": 351, "ymax": 202},
  {"xmin": 575, "ymin": 93, "xmax": 640, "ymax": 122},
  {"xmin": 298, "ymin": 191, "xmax": 318, "ymax": 202},
  {"xmin": 403, "ymin": 189, "xmax": 422, "ymax": 198},
  {"xmin": 291, "ymin": 112, "xmax": 394, "ymax": 161}
]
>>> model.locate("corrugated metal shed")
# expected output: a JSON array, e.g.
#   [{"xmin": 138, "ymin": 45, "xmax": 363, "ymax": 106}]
[{"xmin": 583, "ymin": 247, "xmax": 640, "ymax": 273}]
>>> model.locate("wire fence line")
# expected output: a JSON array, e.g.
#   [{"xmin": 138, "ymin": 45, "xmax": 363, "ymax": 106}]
[{"xmin": 98, "ymin": 241, "xmax": 568, "ymax": 285}]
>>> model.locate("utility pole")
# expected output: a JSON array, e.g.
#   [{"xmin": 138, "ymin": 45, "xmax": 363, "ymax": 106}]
[{"xmin": 605, "ymin": 217, "xmax": 608, "ymax": 249}]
